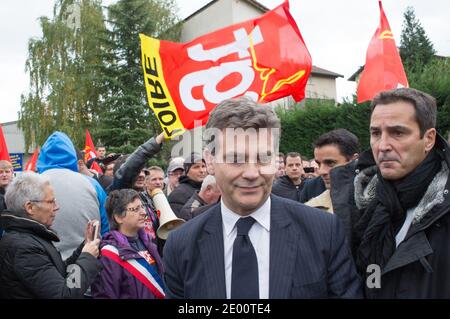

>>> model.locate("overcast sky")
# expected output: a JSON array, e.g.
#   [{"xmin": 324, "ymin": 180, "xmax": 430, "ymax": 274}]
[{"xmin": 1, "ymin": 0, "xmax": 449, "ymax": 123}]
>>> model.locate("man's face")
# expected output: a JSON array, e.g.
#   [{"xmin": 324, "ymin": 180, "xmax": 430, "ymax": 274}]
[
  {"xmin": 97, "ymin": 147, "xmax": 106, "ymax": 159},
  {"xmin": 145, "ymin": 170, "xmax": 164, "ymax": 193},
  {"xmin": 314, "ymin": 145, "xmax": 350, "ymax": 189},
  {"xmin": 187, "ymin": 161, "xmax": 207, "ymax": 183},
  {"xmin": 133, "ymin": 170, "xmax": 146, "ymax": 190},
  {"xmin": 168, "ymin": 168, "xmax": 184, "ymax": 188},
  {"xmin": 0, "ymin": 167, "xmax": 13, "ymax": 188},
  {"xmin": 212, "ymin": 129, "xmax": 276, "ymax": 216},
  {"xmin": 28, "ymin": 185, "xmax": 59, "ymax": 227},
  {"xmin": 275, "ymin": 156, "xmax": 285, "ymax": 178},
  {"xmin": 370, "ymin": 101, "xmax": 435, "ymax": 180},
  {"xmin": 285, "ymin": 156, "xmax": 303, "ymax": 181}
]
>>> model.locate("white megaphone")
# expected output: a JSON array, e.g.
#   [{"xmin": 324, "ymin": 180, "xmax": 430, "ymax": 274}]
[{"xmin": 151, "ymin": 188, "xmax": 185, "ymax": 240}]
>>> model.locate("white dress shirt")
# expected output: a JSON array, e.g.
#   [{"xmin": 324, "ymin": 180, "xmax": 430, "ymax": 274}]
[{"xmin": 221, "ymin": 197, "xmax": 271, "ymax": 299}]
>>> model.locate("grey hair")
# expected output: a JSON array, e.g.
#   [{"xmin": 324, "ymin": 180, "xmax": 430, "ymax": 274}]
[
  {"xmin": 5, "ymin": 172, "xmax": 51, "ymax": 216},
  {"xmin": 204, "ymin": 97, "xmax": 281, "ymax": 154},
  {"xmin": 200, "ymin": 175, "xmax": 217, "ymax": 192},
  {"xmin": 371, "ymin": 88, "xmax": 437, "ymax": 137}
]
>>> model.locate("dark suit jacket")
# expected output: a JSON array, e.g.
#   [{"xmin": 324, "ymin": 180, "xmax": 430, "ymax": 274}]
[{"xmin": 163, "ymin": 194, "xmax": 363, "ymax": 299}]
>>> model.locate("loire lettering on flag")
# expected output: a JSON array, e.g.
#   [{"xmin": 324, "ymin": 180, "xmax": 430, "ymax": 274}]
[
  {"xmin": 140, "ymin": 0, "xmax": 312, "ymax": 138},
  {"xmin": 357, "ymin": 1, "xmax": 408, "ymax": 103}
]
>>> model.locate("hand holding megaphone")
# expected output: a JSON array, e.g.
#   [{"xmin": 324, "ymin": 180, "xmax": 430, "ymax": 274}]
[{"xmin": 151, "ymin": 188, "xmax": 185, "ymax": 240}]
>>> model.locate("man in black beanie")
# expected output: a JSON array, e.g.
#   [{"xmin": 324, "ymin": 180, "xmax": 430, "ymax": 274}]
[{"xmin": 168, "ymin": 152, "xmax": 207, "ymax": 216}]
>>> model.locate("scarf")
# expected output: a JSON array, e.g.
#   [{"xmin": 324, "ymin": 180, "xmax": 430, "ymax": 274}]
[{"xmin": 354, "ymin": 149, "xmax": 442, "ymax": 274}]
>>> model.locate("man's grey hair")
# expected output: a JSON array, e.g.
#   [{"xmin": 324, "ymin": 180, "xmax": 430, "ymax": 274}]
[
  {"xmin": 371, "ymin": 88, "xmax": 437, "ymax": 137},
  {"xmin": 204, "ymin": 97, "xmax": 281, "ymax": 155},
  {"xmin": 5, "ymin": 172, "xmax": 51, "ymax": 216},
  {"xmin": 200, "ymin": 175, "xmax": 217, "ymax": 192}
]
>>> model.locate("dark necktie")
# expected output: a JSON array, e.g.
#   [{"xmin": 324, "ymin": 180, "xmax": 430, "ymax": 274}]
[{"xmin": 231, "ymin": 217, "xmax": 259, "ymax": 299}]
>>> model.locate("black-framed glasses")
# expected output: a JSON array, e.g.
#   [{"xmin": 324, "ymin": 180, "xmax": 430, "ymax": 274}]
[
  {"xmin": 126, "ymin": 204, "xmax": 145, "ymax": 213},
  {"xmin": 30, "ymin": 199, "xmax": 57, "ymax": 205}
]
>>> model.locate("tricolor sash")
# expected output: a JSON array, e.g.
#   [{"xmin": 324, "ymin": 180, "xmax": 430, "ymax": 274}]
[{"xmin": 101, "ymin": 244, "xmax": 165, "ymax": 299}]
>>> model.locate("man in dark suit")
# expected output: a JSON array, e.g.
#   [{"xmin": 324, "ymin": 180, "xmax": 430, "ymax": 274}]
[{"xmin": 163, "ymin": 97, "xmax": 362, "ymax": 299}]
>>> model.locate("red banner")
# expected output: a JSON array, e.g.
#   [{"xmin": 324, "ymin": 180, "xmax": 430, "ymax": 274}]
[
  {"xmin": 357, "ymin": 1, "xmax": 408, "ymax": 103},
  {"xmin": 0, "ymin": 124, "xmax": 11, "ymax": 162},
  {"xmin": 140, "ymin": 0, "xmax": 311, "ymax": 138},
  {"xmin": 25, "ymin": 147, "xmax": 39, "ymax": 172},
  {"xmin": 84, "ymin": 129, "xmax": 102, "ymax": 174}
]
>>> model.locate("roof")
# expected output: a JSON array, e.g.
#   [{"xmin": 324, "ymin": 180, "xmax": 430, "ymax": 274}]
[
  {"xmin": 183, "ymin": 0, "xmax": 269, "ymax": 22},
  {"xmin": 1, "ymin": 120, "xmax": 19, "ymax": 126},
  {"xmin": 348, "ymin": 66, "xmax": 364, "ymax": 81},
  {"xmin": 311, "ymin": 66, "xmax": 343, "ymax": 78}
]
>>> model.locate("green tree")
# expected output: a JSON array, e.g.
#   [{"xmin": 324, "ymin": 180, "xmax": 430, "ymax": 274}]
[
  {"xmin": 400, "ymin": 6, "xmax": 435, "ymax": 72},
  {"xmin": 97, "ymin": 0, "xmax": 181, "ymax": 154},
  {"xmin": 19, "ymin": 0, "xmax": 108, "ymax": 150}
]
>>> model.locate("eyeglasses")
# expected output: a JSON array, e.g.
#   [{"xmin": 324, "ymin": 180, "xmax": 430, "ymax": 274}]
[
  {"xmin": 126, "ymin": 204, "xmax": 144, "ymax": 213},
  {"xmin": 30, "ymin": 199, "xmax": 57, "ymax": 206}
]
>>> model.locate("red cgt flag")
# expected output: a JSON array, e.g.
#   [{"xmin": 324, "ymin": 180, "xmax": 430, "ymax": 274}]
[
  {"xmin": 357, "ymin": 1, "xmax": 408, "ymax": 103},
  {"xmin": 25, "ymin": 147, "xmax": 40, "ymax": 172},
  {"xmin": 0, "ymin": 124, "xmax": 11, "ymax": 162},
  {"xmin": 84, "ymin": 129, "xmax": 102, "ymax": 174},
  {"xmin": 140, "ymin": 0, "xmax": 312, "ymax": 138}
]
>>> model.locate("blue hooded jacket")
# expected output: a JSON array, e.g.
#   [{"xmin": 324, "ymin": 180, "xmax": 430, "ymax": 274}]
[{"xmin": 37, "ymin": 132, "xmax": 109, "ymax": 235}]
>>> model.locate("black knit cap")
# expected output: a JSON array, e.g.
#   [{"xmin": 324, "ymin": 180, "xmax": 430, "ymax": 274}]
[{"xmin": 184, "ymin": 152, "xmax": 206, "ymax": 175}]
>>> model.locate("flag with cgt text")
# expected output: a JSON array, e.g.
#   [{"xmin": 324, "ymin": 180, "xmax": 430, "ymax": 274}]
[{"xmin": 140, "ymin": 0, "xmax": 312, "ymax": 139}]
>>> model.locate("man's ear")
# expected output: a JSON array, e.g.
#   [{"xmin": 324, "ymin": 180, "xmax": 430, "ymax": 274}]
[
  {"xmin": 351, "ymin": 153, "xmax": 359, "ymax": 161},
  {"xmin": 203, "ymin": 148, "xmax": 215, "ymax": 175},
  {"xmin": 24, "ymin": 201, "xmax": 34, "ymax": 216},
  {"xmin": 424, "ymin": 128, "xmax": 436, "ymax": 153}
]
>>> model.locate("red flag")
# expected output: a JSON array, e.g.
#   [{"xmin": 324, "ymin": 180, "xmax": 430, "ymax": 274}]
[
  {"xmin": 140, "ymin": 0, "xmax": 312, "ymax": 138},
  {"xmin": 84, "ymin": 129, "xmax": 102, "ymax": 174},
  {"xmin": 357, "ymin": 1, "xmax": 408, "ymax": 103},
  {"xmin": 0, "ymin": 124, "xmax": 11, "ymax": 162},
  {"xmin": 25, "ymin": 147, "xmax": 40, "ymax": 172}
]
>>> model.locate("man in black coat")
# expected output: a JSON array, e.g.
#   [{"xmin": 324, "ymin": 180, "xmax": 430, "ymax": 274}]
[
  {"xmin": 353, "ymin": 88, "xmax": 450, "ymax": 298},
  {"xmin": 168, "ymin": 152, "xmax": 207, "ymax": 216},
  {"xmin": 271, "ymin": 152, "xmax": 305, "ymax": 201}
]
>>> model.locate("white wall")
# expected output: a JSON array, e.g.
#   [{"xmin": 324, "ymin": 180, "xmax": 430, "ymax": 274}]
[{"xmin": 306, "ymin": 76, "xmax": 337, "ymax": 100}]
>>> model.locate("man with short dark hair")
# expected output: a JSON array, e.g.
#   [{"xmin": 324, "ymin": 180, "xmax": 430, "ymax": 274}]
[
  {"xmin": 97, "ymin": 146, "xmax": 106, "ymax": 160},
  {"xmin": 271, "ymin": 152, "xmax": 305, "ymax": 201},
  {"xmin": 353, "ymin": 87, "xmax": 450, "ymax": 298},
  {"xmin": 275, "ymin": 152, "xmax": 285, "ymax": 179},
  {"xmin": 163, "ymin": 97, "xmax": 362, "ymax": 299},
  {"xmin": 305, "ymin": 129, "xmax": 359, "ymax": 210}
]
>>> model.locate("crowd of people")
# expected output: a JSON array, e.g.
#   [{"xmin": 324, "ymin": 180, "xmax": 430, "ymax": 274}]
[{"xmin": 0, "ymin": 87, "xmax": 449, "ymax": 299}]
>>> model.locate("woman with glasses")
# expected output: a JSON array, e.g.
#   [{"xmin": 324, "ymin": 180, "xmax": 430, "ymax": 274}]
[
  {"xmin": 0, "ymin": 172, "xmax": 102, "ymax": 299},
  {"xmin": 91, "ymin": 189, "xmax": 165, "ymax": 299}
]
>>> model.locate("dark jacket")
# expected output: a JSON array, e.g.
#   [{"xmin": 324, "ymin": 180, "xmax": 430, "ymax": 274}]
[
  {"xmin": 299, "ymin": 176, "xmax": 326, "ymax": 203},
  {"xmin": 163, "ymin": 194, "xmax": 363, "ymax": 298},
  {"xmin": 168, "ymin": 176, "xmax": 202, "ymax": 216},
  {"xmin": 353, "ymin": 135, "xmax": 450, "ymax": 298},
  {"xmin": 179, "ymin": 191, "xmax": 213, "ymax": 221},
  {"xmin": 0, "ymin": 187, "xmax": 5, "ymax": 212},
  {"xmin": 107, "ymin": 137, "xmax": 162, "ymax": 193},
  {"xmin": 328, "ymin": 160, "xmax": 362, "ymax": 246},
  {"xmin": 271, "ymin": 175, "xmax": 305, "ymax": 202},
  {"xmin": 91, "ymin": 230, "xmax": 165, "ymax": 299},
  {"xmin": 0, "ymin": 212, "xmax": 102, "ymax": 299}
]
